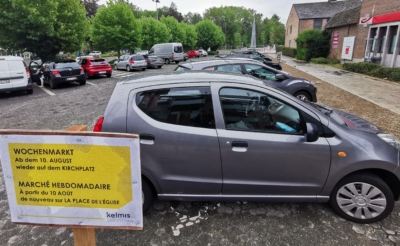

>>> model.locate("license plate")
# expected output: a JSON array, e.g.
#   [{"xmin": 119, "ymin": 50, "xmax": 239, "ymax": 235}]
[
  {"xmin": 99, "ymin": 71, "xmax": 106, "ymax": 74},
  {"xmin": 0, "ymin": 79, "xmax": 10, "ymax": 84},
  {"xmin": 66, "ymin": 77, "xmax": 76, "ymax": 81}
]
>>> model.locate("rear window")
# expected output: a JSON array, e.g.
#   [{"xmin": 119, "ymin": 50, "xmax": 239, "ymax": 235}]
[
  {"xmin": 174, "ymin": 46, "xmax": 183, "ymax": 53},
  {"xmin": 132, "ymin": 56, "xmax": 145, "ymax": 61},
  {"xmin": 89, "ymin": 59, "xmax": 107, "ymax": 64},
  {"xmin": 55, "ymin": 62, "xmax": 80, "ymax": 69},
  {"xmin": 174, "ymin": 66, "xmax": 191, "ymax": 71}
]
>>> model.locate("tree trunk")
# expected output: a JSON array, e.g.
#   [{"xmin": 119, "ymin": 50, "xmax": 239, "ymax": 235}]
[{"xmin": 117, "ymin": 49, "xmax": 120, "ymax": 59}]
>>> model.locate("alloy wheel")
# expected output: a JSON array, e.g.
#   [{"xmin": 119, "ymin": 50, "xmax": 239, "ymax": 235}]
[
  {"xmin": 336, "ymin": 182, "xmax": 387, "ymax": 220},
  {"xmin": 296, "ymin": 94, "xmax": 308, "ymax": 101}
]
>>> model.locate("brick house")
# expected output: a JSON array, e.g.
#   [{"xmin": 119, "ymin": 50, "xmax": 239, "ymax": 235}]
[
  {"xmin": 285, "ymin": 0, "xmax": 361, "ymax": 49},
  {"xmin": 325, "ymin": 0, "xmax": 400, "ymax": 67}
]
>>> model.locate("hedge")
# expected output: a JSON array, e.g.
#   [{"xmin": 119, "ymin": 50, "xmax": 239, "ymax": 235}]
[
  {"xmin": 342, "ymin": 63, "xmax": 400, "ymax": 82},
  {"xmin": 311, "ymin": 57, "xmax": 340, "ymax": 64},
  {"xmin": 276, "ymin": 46, "xmax": 296, "ymax": 58},
  {"xmin": 208, "ymin": 51, "xmax": 218, "ymax": 55}
]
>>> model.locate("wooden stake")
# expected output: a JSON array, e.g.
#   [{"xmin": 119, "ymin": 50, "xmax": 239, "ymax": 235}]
[{"xmin": 67, "ymin": 125, "xmax": 95, "ymax": 246}]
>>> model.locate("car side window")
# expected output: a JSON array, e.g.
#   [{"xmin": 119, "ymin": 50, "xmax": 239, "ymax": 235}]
[
  {"xmin": 202, "ymin": 66, "xmax": 215, "ymax": 71},
  {"xmin": 244, "ymin": 64, "xmax": 277, "ymax": 80},
  {"xmin": 219, "ymin": 88, "xmax": 303, "ymax": 134},
  {"xmin": 216, "ymin": 65, "xmax": 242, "ymax": 74},
  {"xmin": 81, "ymin": 59, "xmax": 86, "ymax": 65},
  {"xmin": 136, "ymin": 87, "xmax": 215, "ymax": 129}
]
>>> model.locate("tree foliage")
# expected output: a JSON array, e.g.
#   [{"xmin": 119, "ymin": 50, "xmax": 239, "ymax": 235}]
[
  {"xmin": 295, "ymin": 29, "xmax": 331, "ymax": 61},
  {"xmin": 184, "ymin": 12, "xmax": 203, "ymax": 25},
  {"xmin": 81, "ymin": 0, "xmax": 99, "ymax": 18},
  {"xmin": 180, "ymin": 23, "xmax": 198, "ymax": 49},
  {"xmin": 163, "ymin": 2, "xmax": 183, "ymax": 22},
  {"xmin": 0, "ymin": 0, "xmax": 88, "ymax": 62},
  {"xmin": 140, "ymin": 17, "xmax": 170, "ymax": 50},
  {"xmin": 160, "ymin": 16, "xmax": 185, "ymax": 43},
  {"xmin": 91, "ymin": 0, "xmax": 141, "ymax": 58},
  {"xmin": 196, "ymin": 20, "xmax": 225, "ymax": 51}
]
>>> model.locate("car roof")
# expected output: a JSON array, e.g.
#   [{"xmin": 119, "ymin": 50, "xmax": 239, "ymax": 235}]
[
  {"xmin": 179, "ymin": 59, "xmax": 263, "ymax": 68},
  {"xmin": 0, "ymin": 56, "xmax": 24, "ymax": 61},
  {"xmin": 119, "ymin": 70, "xmax": 271, "ymax": 88}
]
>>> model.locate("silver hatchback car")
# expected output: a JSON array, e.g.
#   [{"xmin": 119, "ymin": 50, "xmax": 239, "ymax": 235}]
[
  {"xmin": 113, "ymin": 55, "xmax": 147, "ymax": 72},
  {"xmin": 95, "ymin": 71, "xmax": 400, "ymax": 223}
]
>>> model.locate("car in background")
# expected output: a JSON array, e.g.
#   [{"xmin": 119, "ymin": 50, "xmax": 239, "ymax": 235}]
[
  {"xmin": 95, "ymin": 71, "xmax": 400, "ymax": 224},
  {"xmin": 38, "ymin": 60, "xmax": 86, "ymax": 89},
  {"xmin": 137, "ymin": 50, "xmax": 149, "ymax": 56},
  {"xmin": 174, "ymin": 59, "xmax": 317, "ymax": 102},
  {"xmin": 0, "ymin": 56, "xmax": 32, "ymax": 95},
  {"xmin": 232, "ymin": 50, "xmax": 272, "ymax": 62},
  {"xmin": 143, "ymin": 55, "xmax": 164, "ymax": 69},
  {"xmin": 148, "ymin": 43, "xmax": 184, "ymax": 64},
  {"xmin": 183, "ymin": 53, "xmax": 189, "ymax": 61},
  {"xmin": 198, "ymin": 49, "xmax": 208, "ymax": 57},
  {"xmin": 217, "ymin": 54, "xmax": 282, "ymax": 70},
  {"xmin": 75, "ymin": 56, "xmax": 93, "ymax": 64},
  {"xmin": 113, "ymin": 55, "xmax": 147, "ymax": 72},
  {"xmin": 79, "ymin": 58, "xmax": 112, "ymax": 79},
  {"xmin": 89, "ymin": 51, "xmax": 102, "ymax": 57},
  {"xmin": 186, "ymin": 50, "xmax": 200, "ymax": 58}
]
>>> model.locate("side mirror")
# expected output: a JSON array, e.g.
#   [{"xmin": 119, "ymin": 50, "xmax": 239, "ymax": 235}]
[
  {"xmin": 275, "ymin": 74, "xmax": 286, "ymax": 81},
  {"xmin": 305, "ymin": 123, "xmax": 319, "ymax": 142}
]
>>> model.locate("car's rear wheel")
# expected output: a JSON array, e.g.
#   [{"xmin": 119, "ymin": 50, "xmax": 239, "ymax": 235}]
[
  {"xmin": 157, "ymin": 66, "xmax": 162, "ymax": 69},
  {"xmin": 330, "ymin": 172, "xmax": 394, "ymax": 223},
  {"xmin": 49, "ymin": 78, "xmax": 57, "ymax": 89},
  {"xmin": 126, "ymin": 65, "xmax": 131, "ymax": 72},
  {"xmin": 165, "ymin": 58, "xmax": 170, "ymax": 64},
  {"xmin": 294, "ymin": 91, "xmax": 311, "ymax": 101},
  {"xmin": 84, "ymin": 71, "xmax": 89, "ymax": 79},
  {"xmin": 79, "ymin": 80, "xmax": 86, "ymax": 85},
  {"xmin": 142, "ymin": 179, "xmax": 154, "ymax": 214}
]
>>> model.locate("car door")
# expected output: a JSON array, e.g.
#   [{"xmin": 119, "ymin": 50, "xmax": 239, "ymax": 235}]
[
  {"xmin": 29, "ymin": 61, "xmax": 41, "ymax": 82},
  {"xmin": 0, "ymin": 59, "xmax": 11, "ymax": 90},
  {"xmin": 243, "ymin": 63, "xmax": 284, "ymax": 88},
  {"xmin": 211, "ymin": 83, "xmax": 331, "ymax": 196},
  {"xmin": 127, "ymin": 84, "xmax": 222, "ymax": 195},
  {"xmin": 8, "ymin": 60, "xmax": 27, "ymax": 88}
]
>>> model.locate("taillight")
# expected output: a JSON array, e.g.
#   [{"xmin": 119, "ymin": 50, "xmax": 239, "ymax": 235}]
[
  {"xmin": 25, "ymin": 67, "xmax": 30, "ymax": 79},
  {"xmin": 172, "ymin": 53, "xmax": 175, "ymax": 58},
  {"xmin": 129, "ymin": 60, "xmax": 135, "ymax": 64},
  {"xmin": 93, "ymin": 117, "xmax": 104, "ymax": 132},
  {"xmin": 52, "ymin": 69, "xmax": 60, "ymax": 75}
]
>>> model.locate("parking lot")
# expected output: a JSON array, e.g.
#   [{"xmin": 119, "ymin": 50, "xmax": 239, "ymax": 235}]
[{"xmin": 1, "ymin": 55, "xmax": 400, "ymax": 246}]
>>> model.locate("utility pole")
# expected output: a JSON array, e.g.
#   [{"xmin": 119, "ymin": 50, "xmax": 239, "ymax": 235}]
[{"xmin": 152, "ymin": 0, "xmax": 160, "ymax": 20}]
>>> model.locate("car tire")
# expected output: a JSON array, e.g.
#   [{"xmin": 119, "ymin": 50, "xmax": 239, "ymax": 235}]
[
  {"xmin": 49, "ymin": 78, "xmax": 57, "ymax": 89},
  {"xmin": 165, "ymin": 58, "xmax": 170, "ymax": 65},
  {"xmin": 157, "ymin": 66, "xmax": 162, "ymax": 69},
  {"xmin": 126, "ymin": 65, "xmax": 131, "ymax": 72},
  {"xmin": 114, "ymin": 64, "xmax": 118, "ymax": 70},
  {"xmin": 175, "ymin": 61, "xmax": 179, "ymax": 64},
  {"xmin": 142, "ymin": 179, "xmax": 154, "ymax": 214},
  {"xmin": 79, "ymin": 80, "xmax": 86, "ymax": 85},
  {"xmin": 106, "ymin": 74, "xmax": 111, "ymax": 78},
  {"xmin": 27, "ymin": 89, "xmax": 33, "ymax": 95},
  {"xmin": 84, "ymin": 71, "xmax": 89, "ymax": 79},
  {"xmin": 329, "ymin": 172, "xmax": 394, "ymax": 224},
  {"xmin": 142, "ymin": 68, "xmax": 145, "ymax": 71},
  {"xmin": 294, "ymin": 91, "xmax": 311, "ymax": 101}
]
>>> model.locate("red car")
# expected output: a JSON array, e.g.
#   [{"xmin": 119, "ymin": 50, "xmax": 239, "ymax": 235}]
[
  {"xmin": 79, "ymin": 58, "xmax": 112, "ymax": 79},
  {"xmin": 186, "ymin": 50, "xmax": 200, "ymax": 58}
]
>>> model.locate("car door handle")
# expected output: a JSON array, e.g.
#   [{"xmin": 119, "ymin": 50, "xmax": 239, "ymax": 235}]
[
  {"xmin": 140, "ymin": 134, "xmax": 155, "ymax": 145},
  {"xmin": 231, "ymin": 141, "xmax": 248, "ymax": 152}
]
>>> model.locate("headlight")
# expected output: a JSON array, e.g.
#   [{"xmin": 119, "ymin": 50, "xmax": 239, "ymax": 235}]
[{"xmin": 378, "ymin": 133, "xmax": 400, "ymax": 150}]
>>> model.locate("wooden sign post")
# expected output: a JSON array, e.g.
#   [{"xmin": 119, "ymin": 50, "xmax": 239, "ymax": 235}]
[{"xmin": 0, "ymin": 127, "xmax": 143, "ymax": 246}]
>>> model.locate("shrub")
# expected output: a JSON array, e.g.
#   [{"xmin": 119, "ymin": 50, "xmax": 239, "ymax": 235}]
[
  {"xmin": 276, "ymin": 46, "xmax": 296, "ymax": 58},
  {"xmin": 342, "ymin": 62, "xmax": 400, "ymax": 82},
  {"xmin": 342, "ymin": 63, "xmax": 380, "ymax": 74},
  {"xmin": 296, "ymin": 29, "xmax": 330, "ymax": 61},
  {"xmin": 311, "ymin": 57, "xmax": 340, "ymax": 64},
  {"xmin": 388, "ymin": 68, "xmax": 400, "ymax": 82},
  {"xmin": 108, "ymin": 59, "xmax": 117, "ymax": 66},
  {"xmin": 208, "ymin": 51, "xmax": 219, "ymax": 55}
]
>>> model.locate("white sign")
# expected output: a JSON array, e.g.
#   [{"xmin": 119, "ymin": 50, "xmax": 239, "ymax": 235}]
[
  {"xmin": 360, "ymin": 16, "xmax": 373, "ymax": 25},
  {"xmin": 341, "ymin": 36, "xmax": 356, "ymax": 60},
  {"xmin": 0, "ymin": 131, "xmax": 142, "ymax": 229}
]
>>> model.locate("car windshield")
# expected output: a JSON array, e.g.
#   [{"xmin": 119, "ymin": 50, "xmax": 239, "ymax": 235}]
[
  {"xmin": 174, "ymin": 46, "xmax": 183, "ymax": 53},
  {"xmin": 55, "ymin": 61, "xmax": 80, "ymax": 68},
  {"xmin": 90, "ymin": 59, "xmax": 107, "ymax": 64}
]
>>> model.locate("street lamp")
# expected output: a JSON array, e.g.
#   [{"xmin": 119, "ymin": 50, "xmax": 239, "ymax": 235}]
[{"xmin": 152, "ymin": 0, "xmax": 160, "ymax": 20}]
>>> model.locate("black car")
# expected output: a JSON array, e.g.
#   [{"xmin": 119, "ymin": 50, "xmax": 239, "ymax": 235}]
[
  {"xmin": 231, "ymin": 50, "xmax": 273, "ymax": 61},
  {"xmin": 219, "ymin": 54, "xmax": 282, "ymax": 70},
  {"xmin": 174, "ymin": 59, "xmax": 317, "ymax": 102},
  {"xmin": 29, "ymin": 60, "xmax": 86, "ymax": 89}
]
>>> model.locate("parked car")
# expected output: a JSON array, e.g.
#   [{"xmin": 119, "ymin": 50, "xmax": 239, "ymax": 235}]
[
  {"xmin": 186, "ymin": 50, "xmax": 200, "ymax": 58},
  {"xmin": 137, "ymin": 50, "xmax": 149, "ymax": 56},
  {"xmin": 95, "ymin": 71, "xmax": 400, "ymax": 223},
  {"xmin": 218, "ymin": 54, "xmax": 282, "ymax": 70},
  {"xmin": 198, "ymin": 49, "xmax": 208, "ymax": 57},
  {"xmin": 143, "ymin": 55, "xmax": 164, "ymax": 69},
  {"xmin": 0, "ymin": 56, "xmax": 32, "ymax": 94},
  {"xmin": 89, "ymin": 51, "xmax": 102, "ymax": 57},
  {"xmin": 231, "ymin": 50, "xmax": 272, "ymax": 62},
  {"xmin": 174, "ymin": 59, "xmax": 316, "ymax": 102},
  {"xmin": 30, "ymin": 60, "xmax": 85, "ymax": 89},
  {"xmin": 113, "ymin": 55, "xmax": 147, "ymax": 72},
  {"xmin": 183, "ymin": 53, "xmax": 189, "ymax": 61},
  {"xmin": 148, "ymin": 43, "xmax": 184, "ymax": 64},
  {"xmin": 75, "ymin": 56, "xmax": 93, "ymax": 63},
  {"xmin": 79, "ymin": 58, "xmax": 112, "ymax": 79}
]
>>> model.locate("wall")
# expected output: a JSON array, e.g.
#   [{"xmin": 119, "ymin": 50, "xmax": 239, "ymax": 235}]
[
  {"xmin": 285, "ymin": 6, "xmax": 300, "ymax": 49},
  {"xmin": 328, "ymin": 24, "xmax": 358, "ymax": 60}
]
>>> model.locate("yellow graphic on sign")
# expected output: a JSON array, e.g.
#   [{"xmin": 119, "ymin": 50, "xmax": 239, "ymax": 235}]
[{"xmin": 9, "ymin": 143, "xmax": 132, "ymax": 209}]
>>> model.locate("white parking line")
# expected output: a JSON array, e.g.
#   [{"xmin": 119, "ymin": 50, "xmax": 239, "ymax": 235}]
[
  {"xmin": 86, "ymin": 82, "xmax": 96, "ymax": 85},
  {"xmin": 35, "ymin": 85, "xmax": 55, "ymax": 96}
]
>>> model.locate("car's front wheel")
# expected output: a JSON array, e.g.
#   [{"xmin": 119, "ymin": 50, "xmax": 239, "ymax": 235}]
[
  {"xmin": 114, "ymin": 64, "xmax": 118, "ymax": 70},
  {"xmin": 142, "ymin": 179, "xmax": 154, "ymax": 214},
  {"xmin": 330, "ymin": 172, "xmax": 394, "ymax": 223},
  {"xmin": 126, "ymin": 65, "xmax": 131, "ymax": 72},
  {"xmin": 294, "ymin": 91, "xmax": 311, "ymax": 101},
  {"xmin": 165, "ymin": 58, "xmax": 170, "ymax": 64},
  {"xmin": 49, "ymin": 78, "xmax": 57, "ymax": 89}
]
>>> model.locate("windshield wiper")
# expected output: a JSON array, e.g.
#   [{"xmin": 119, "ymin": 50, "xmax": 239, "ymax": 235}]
[{"xmin": 305, "ymin": 101, "xmax": 333, "ymax": 116}]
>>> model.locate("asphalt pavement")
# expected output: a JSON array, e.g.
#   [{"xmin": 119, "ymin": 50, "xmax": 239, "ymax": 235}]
[{"xmin": 1, "ymin": 56, "xmax": 400, "ymax": 246}]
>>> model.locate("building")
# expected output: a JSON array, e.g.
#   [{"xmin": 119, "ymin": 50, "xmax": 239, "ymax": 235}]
[
  {"xmin": 325, "ymin": 0, "xmax": 400, "ymax": 67},
  {"xmin": 285, "ymin": 0, "xmax": 361, "ymax": 49}
]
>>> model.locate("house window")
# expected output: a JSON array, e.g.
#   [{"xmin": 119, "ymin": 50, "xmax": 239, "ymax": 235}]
[
  {"xmin": 289, "ymin": 40, "xmax": 292, "ymax": 47},
  {"xmin": 378, "ymin": 27, "xmax": 387, "ymax": 53},
  {"xmin": 370, "ymin": 28, "xmax": 378, "ymax": 52},
  {"xmin": 388, "ymin": 26, "xmax": 398, "ymax": 54},
  {"xmin": 313, "ymin": 19, "xmax": 323, "ymax": 29},
  {"xmin": 290, "ymin": 25, "xmax": 292, "ymax": 34}
]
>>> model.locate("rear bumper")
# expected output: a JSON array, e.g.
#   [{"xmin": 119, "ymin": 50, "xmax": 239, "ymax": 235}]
[
  {"xmin": 0, "ymin": 83, "xmax": 32, "ymax": 94},
  {"xmin": 129, "ymin": 65, "xmax": 147, "ymax": 70},
  {"xmin": 53, "ymin": 74, "xmax": 86, "ymax": 84},
  {"xmin": 87, "ymin": 68, "xmax": 112, "ymax": 77}
]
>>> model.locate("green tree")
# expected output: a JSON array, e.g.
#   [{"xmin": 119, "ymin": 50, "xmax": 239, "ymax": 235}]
[
  {"xmin": 91, "ymin": 0, "xmax": 142, "ymax": 58},
  {"xmin": 0, "ymin": 0, "xmax": 89, "ymax": 62},
  {"xmin": 160, "ymin": 16, "xmax": 186, "ymax": 43},
  {"xmin": 296, "ymin": 29, "xmax": 330, "ymax": 61},
  {"xmin": 184, "ymin": 12, "xmax": 203, "ymax": 25},
  {"xmin": 180, "ymin": 23, "xmax": 198, "ymax": 49},
  {"xmin": 140, "ymin": 17, "xmax": 170, "ymax": 50},
  {"xmin": 196, "ymin": 20, "xmax": 225, "ymax": 51}
]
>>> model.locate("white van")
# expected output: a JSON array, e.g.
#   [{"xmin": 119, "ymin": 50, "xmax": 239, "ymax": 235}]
[
  {"xmin": 148, "ymin": 43, "xmax": 184, "ymax": 64},
  {"xmin": 0, "ymin": 56, "xmax": 32, "ymax": 94}
]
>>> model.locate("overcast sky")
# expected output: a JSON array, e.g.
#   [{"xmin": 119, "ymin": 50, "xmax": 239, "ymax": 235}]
[{"xmin": 98, "ymin": 0, "xmax": 328, "ymax": 24}]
